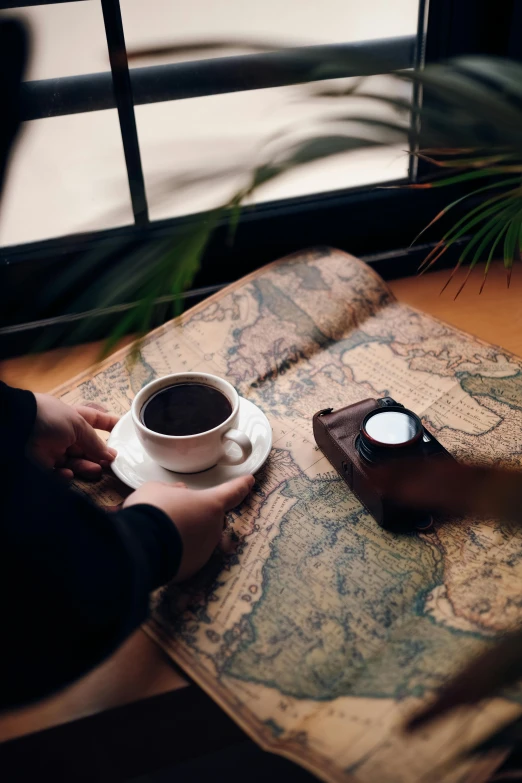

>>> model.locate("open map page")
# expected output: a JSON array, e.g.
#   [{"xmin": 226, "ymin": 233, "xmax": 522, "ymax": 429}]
[{"xmin": 56, "ymin": 249, "xmax": 522, "ymax": 783}]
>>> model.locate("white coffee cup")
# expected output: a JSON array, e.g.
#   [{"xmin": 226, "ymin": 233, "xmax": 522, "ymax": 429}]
[{"xmin": 131, "ymin": 372, "xmax": 253, "ymax": 473}]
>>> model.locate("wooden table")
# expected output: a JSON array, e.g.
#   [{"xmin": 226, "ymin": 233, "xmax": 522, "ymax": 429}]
[
  {"xmin": 1, "ymin": 259, "xmax": 521, "ymax": 745},
  {"xmin": 391, "ymin": 260, "xmax": 522, "ymax": 357}
]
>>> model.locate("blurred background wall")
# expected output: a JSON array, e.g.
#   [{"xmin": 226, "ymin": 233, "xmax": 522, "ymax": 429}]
[{"xmin": 0, "ymin": 0, "xmax": 418, "ymax": 247}]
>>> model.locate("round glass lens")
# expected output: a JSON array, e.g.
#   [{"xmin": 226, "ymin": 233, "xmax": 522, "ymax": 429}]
[{"xmin": 364, "ymin": 410, "xmax": 419, "ymax": 445}]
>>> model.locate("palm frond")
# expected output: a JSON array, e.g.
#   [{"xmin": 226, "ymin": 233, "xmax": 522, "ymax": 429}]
[
  {"xmin": 447, "ymin": 206, "xmax": 520, "ymax": 297},
  {"xmin": 409, "ymin": 177, "xmax": 522, "ymax": 247},
  {"xmin": 419, "ymin": 189, "xmax": 522, "ymax": 271},
  {"xmin": 29, "ymin": 47, "xmax": 522, "ymax": 352},
  {"xmin": 126, "ymin": 39, "xmax": 278, "ymax": 60}
]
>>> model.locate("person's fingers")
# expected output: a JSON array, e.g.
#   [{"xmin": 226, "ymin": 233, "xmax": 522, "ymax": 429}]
[
  {"xmin": 68, "ymin": 444, "xmax": 117, "ymax": 463},
  {"xmin": 55, "ymin": 467, "xmax": 74, "ymax": 481},
  {"xmin": 173, "ymin": 482, "xmax": 187, "ymax": 488},
  {"xmin": 65, "ymin": 456, "xmax": 103, "ymax": 479},
  {"xmin": 209, "ymin": 474, "xmax": 255, "ymax": 511},
  {"xmin": 76, "ymin": 406, "xmax": 119, "ymax": 433},
  {"xmin": 376, "ymin": 459, "xmax": 522, "ymax": 525},
  {"xmin": 74, "ymin": 417, "xmax": 114, "ymax": 463},
  {"xmin": 66, "ymin": 444, "xmax": 83, "ymax": 458},
  {"xmin": 31, "ymin": 448, "xmax": 55, "ymax": 470}
]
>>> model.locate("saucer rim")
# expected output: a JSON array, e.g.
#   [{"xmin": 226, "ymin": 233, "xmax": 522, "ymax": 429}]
[{"xmin": 108, "ymin": 396, "xmax": 272, "ymax": 490}]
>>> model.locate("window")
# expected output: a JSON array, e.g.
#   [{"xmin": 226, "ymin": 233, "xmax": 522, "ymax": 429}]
[
  {"xmin": 0, "ymin": 1, "xmax": 134, "ymax": 245},
  {"xmin": 1, "ymin": 0, "xmax": 418, "ymax": 244},
  {"xmin": 123, "ymin": 0, "xmax": 418, "ymax": 221},
  {"xmin": 0, "ymin": 0, "xmax": 517, "ymax": 354}
]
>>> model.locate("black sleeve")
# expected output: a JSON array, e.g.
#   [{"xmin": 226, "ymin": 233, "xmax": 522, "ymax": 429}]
[
  {"xmin": 0, "ymin": 381, "xmax": 38, "ymax": 458},
  {"xmin": 0, "ymin": 18, "xmax": 27, "ymax": 196},
  {"xmin": 0, "ymin": 410, "xmax": 183, "ymax": 709},
  {"xmin": 1, "ymin": 24, "xmax": 183, "ymax": 707}
]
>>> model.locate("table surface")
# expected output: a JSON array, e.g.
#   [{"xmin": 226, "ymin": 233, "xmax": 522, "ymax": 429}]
[{"xmin": 1, "ymin": 259, "xmax": 520, "ymax": 744}]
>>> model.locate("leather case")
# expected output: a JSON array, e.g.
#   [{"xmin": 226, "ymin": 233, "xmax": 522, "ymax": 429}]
[
  {"xmin": 312, "ymin": 399, "xmax": 387, "ymax": 524},
  {"xmin": 313, "ymin": 397, "xmax": 436, "ymax": 531}
]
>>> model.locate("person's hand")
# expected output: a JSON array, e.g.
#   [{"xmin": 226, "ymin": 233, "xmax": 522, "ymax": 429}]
[
  {"xmin": 406, "ymin": 624, "xmax": 522, "ymax": 733},
  {"xmin": 375, "ymin": 457, "xmax": 522, "ymax": 731},
  {"xmin": 29, "ymin": 394, "xmax": 119, "ymax": 480},
  {"xmin": 377, "ymin": 457, "xmax": 522, "ymax": 525},
  {"xmin": 123, "ymin": 474, "xmax": 255, "ymax": 582}
]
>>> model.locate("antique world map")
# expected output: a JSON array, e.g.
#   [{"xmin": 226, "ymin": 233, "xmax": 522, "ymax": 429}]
[{"xmin": 56, "ymin": 249, "xmax": 522, "ymax": 783}]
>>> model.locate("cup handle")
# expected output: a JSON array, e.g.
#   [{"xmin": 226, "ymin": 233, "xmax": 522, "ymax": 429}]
[{"xmin": 220, "ymin": 428, "xmax": 253, "ymax": 466}]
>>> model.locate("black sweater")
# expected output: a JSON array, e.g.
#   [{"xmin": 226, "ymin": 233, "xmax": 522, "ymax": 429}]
[{"xmin": 0, "ymin": 382, "xmax": 182, "ymax": 709}]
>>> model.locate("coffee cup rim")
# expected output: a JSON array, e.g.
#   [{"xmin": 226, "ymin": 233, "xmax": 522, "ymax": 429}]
[{"xmin": 131, "ymin": 372, "xmax": 239, "ymax": 440}]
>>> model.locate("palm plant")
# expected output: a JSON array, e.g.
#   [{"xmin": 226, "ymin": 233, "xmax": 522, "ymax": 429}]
[{"xmin": 34, "ymin": 45, "xmax": 522, "ymax": 349}]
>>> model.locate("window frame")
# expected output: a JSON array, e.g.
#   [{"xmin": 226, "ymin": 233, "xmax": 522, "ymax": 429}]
[{"xmin": 0, "ymin": 0, "xmax": 517, "ymax": 354}]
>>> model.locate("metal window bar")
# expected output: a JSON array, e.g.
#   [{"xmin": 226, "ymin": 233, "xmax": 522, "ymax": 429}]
[
  {"xmin": 18, "ymin": 36, "xmax": 416, "ymax": 121},
  {"xmin": 100, "ymin": 0, "xmax": 148, "ymax": 225},
  {"xmin": 408, "ymin": 0, "xmax": 429, "ymax": 183},
  {"xmin": 0, "ymin": 282, "xmax": 227, "ymax": 335},
  {"xmin": 0, "ymin": 1, "xmax": 87, "ymax": 7},
  {"xmin": 2, "ymin": 0, "xmax": 417, "ymax": 243}
]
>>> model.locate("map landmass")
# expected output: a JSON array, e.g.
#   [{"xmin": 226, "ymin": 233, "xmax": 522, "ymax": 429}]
[{"xmin": 55, "ymin": 249, "xmax": 522, "ymax": 783}]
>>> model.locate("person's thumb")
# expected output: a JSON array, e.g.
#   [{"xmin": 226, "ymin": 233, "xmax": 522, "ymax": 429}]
[{"xmin": 209, "ymin": 474, "xmax": 255, "ymax": 511}]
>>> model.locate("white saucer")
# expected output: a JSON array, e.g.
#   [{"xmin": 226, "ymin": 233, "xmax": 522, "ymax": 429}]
[{"xmin": 108, "ymin": 397, "xmax": 272, "ymax": 490}]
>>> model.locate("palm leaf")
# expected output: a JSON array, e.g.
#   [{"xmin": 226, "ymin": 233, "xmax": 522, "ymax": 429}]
[
  {"xmin": 450, "ymin": 208, "xmax": 520, "ymax": 298},
  {"xmin": 98, "ymin": 299, "xmax": 148, "ymax": 361},
  {"xmin": 419, "ymin": 194, "xmax": 520, "ymax": 278},
  {"xmin": 409, "ymin": 177, "xmax": 522, "ymax": 247},
  {"xmin": 419, "ymin": 189, "xmax": 522, "ymax": 271},
  {"xmin": 503, "ymin": 212, "xmax": 521, "ymax": 286},
  {"xmin": 413, "ymin": 168, "xmax": 522, "ymax": 190},
  {"xmin": 249, "ymin": 134, "xmax": 382, "ymax": 193},
  {"xmin": 27, "ymin": 48, "xmax": 522, "ymax": 352},
  {"xmin": 438, "ymin": 202, "xmax": 519, "ymax": 292},
  {"xmin": 329, "ymin": 115, "xmax": 410, "ymax": 139},
  {"xmin": 480, "ymin": 221, "xmax": 512, "ymax": 293},
  {"xmin": 403, "ymin": 64, "xmax": 522, "ymax": 130},
  {"xmin": 227, "ymin": 195, "xmax": 243, "ymax": 247},
  {"xmin": 413, "ymin": 152, "xmax": 514, "ymax": 169}
]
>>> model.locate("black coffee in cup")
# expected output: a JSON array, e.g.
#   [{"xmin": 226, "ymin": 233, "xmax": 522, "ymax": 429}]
[{"xmin": 141, "ymin": 382, "xmax": 233, "ymax": 436}]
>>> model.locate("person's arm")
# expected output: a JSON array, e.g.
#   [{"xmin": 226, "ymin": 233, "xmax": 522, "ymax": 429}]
[
  {"xmin": 0, "ymin": 455, "xmax": 253, "ymax": 709},
  {"xmin": 0, "ymin": 381, "xmax": 37, "ymax": 460},
  {"xmin": 0, "ymin": 382, "xmax": 116, "ymax": 474},
  {"xmin": 378, "ymin": 458, "xmax": 522, "ymax": 732},
  {"xmin": 0, "ymin": 381, "xmax": 253, "ymax": 707},
  {"xmin": 0, "ymin": 456, "xmax": 183, "ymax": 709}
]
